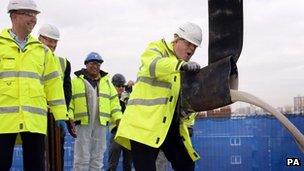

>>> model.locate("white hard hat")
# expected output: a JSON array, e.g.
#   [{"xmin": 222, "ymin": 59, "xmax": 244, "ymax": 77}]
[
  {"xmin": 176, "ymin": 22, "xmax": 202, "ymax": 47},
  {"xmin": 7, "ymin": 0, "xmax": 40, "ymax": 13},
  {"xmin": 38, "ymin": 24, "xmax": 60, "ymax": 40}
]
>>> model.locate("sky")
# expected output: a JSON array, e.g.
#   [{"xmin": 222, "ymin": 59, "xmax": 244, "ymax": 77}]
[{"xmin": 0, "ymin": 0, "xmax": 304, "ymax": 109}]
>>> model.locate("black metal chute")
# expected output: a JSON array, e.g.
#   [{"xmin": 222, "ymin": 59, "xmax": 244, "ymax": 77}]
[
  {"xmin": 181, "ymin": 0, "xmax": 243, "ymax": 112},
  {"xmin": 181, "ymin": 56, "xmax": 238, "ymax": 112},
  {"xmin": 208, "ymin": 0, "xmax": 243, "ymax": 64}
]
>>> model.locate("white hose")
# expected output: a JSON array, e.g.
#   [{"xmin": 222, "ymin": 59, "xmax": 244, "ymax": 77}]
[{"xmin": 230, "ymin": 89, "xmax": 304, "ymax": 152}]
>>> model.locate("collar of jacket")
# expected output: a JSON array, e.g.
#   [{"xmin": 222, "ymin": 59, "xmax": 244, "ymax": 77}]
[
  {"xmin": 74, "ymin": 68, "xmax": 108, "ymax": 78},
  {"xmin": 161, "ymin": 38, "xmax": 176, "ymax": 57},
  {"xmin": 0, "ymin": 28, "xmax": 40, "ymax": 45}
]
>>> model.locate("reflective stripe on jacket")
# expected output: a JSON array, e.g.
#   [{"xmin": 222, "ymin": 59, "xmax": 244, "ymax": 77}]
[
  {"xmin": 55, "ymin": 56, "xmax": 67, "ymax": 80},
  {"xmin": 115, "ymin": 39, "xmax": 200, "ymax": 161},
  {"xmin": 69, "ymin": 73, "xmax": 122, "ymax": 126},
  {"xmin": 0, "ymin": 28, "xmax": 68, "ymax": 135}
]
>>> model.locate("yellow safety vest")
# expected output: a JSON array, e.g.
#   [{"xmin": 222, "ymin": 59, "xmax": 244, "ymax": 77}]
[
  {"xmin": 54, "ymin": 55, "xmax": 67, "ymax": 80},
  {"xmin": 0, "ymin": 28, "xmax": 68, "ymax": 135},
  {"xmin": 69, "ymin": 74, "xmax": 122, "ymax": 125},
  {"xmin": 115, "ymin": 39, "xmax": 200, "ymax": 161}
]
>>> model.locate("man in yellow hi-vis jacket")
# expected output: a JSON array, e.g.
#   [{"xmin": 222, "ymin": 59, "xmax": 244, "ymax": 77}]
[
  {"xmin": 38, "ymin": 24, "xmax": 76, "ymax": 170},
  {"xmin": 69, "ymin": 52, "xmax": 122, "ymax": 170},
  {"xmin": 115, "ymin": 22, "xmax": 202, "ymax": 171},
  {"xmin": 0, "ymin": 0, "xmax": 69, "ymax": 170}
]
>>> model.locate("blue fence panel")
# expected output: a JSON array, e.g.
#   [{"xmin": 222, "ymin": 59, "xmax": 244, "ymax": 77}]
[{"xmin": 12, "ymin": 115, "xmax": 304, "ymax": 171}]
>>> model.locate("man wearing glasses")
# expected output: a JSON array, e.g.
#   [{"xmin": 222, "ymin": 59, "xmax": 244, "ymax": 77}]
[
  {"xmin": 0, "ymin": 0, "xmax": 68, "ymax": 170},
  {"xmin": 108, "ymin": 73, "xmax": 134, "ymax": 171},
  {"xmin": 115, "ymin": 22, "xmax": 202, "ymax": 171},
  {"xmin": 38, "ymin": 24, "xmax": 76, "ymax": 170}
]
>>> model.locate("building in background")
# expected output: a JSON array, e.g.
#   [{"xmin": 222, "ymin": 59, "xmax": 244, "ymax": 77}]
[
  {"xmin": 294, "ymin": 96, "xmax": 304, "ymax": 114},
  {"xmin": 233, "ymin": 105, "xmax": 266, "ymax": 116},
  {"xmin": 283, "ymin": 105, "xmax": 293, "ymax": 114}
]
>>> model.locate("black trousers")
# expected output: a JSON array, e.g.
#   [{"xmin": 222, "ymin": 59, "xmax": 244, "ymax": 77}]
[
  {"xmin": 58, "ymin": 122, "xmax": 66, "ymax": 171},
  {"xmin": 107, "ymin": 131, "xmax": 132, "ymax": 171},
  {"xmin": 0, "ymin": 132, "xmax": 45, "ymax": 171},
  {"xmin": 130, "ymin": 118, "xmax": 194, "ymax": 171}
]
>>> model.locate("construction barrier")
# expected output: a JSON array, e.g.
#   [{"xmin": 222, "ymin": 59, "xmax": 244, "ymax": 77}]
[{"xmin": 11, "ymin": 115, "xmax": 304, "ymax": 171}]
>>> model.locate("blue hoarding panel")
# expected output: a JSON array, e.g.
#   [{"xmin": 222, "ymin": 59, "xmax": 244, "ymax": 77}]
[{"xmin": 12, "ymin": 115, "xmax": 304, "ymax": 170}]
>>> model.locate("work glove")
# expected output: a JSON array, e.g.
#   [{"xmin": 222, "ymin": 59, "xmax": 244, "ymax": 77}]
[
  {"xmin": 120, "ymin": 91, "xmax": 130, "ymax": 104},
  {"xmin": 181, "ymin": 61, "xmax": 201, "ymax": 72},
  {"xmin": 66, "ymin": 119, "xmax": 77, "ymax": 138},
  {"xmin": 125, "ymin": 80, "xmax": 134, "ymax": 93},
  {"xmin": 55, "ymin": 120, "xmax": 65, "ymax": 128}
]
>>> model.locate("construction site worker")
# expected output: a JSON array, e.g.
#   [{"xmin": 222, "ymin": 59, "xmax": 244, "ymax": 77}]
[
  {"xmin": 115, "ymin": 22, "xmax": 202, "ymax": 171},
  {"xmin": 38, "ymin": 24, "xmax": 76, "ymax": 170},
  {"xmin": 0, "ymin": 0, "xmax": 69, "ymax": 170},
  {"xmin": 107, "ymin": 73, "xmax": 133, "ymax": 171},
  {"xmin": 69, "ymin": 52, "xmax": 122, "ymax": 171}
]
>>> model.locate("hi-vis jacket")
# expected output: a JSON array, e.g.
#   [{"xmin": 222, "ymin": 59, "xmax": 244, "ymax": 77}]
[
  {"xmin": 55, "ymin": 56, "xmax": 67, "ymax": 79},
  {"xmin": 115, "ymin": 39, "xmax": 200, "ymax": 161},
  {"xmin": 0, "ymin": 28, "xmax": 68, "ymax": 135},
  {"xmin": 68, "ymin": 70, "xmax": 122, "ymax": 126},
  {"xmin": 54, "ymin": 55, "xmax": 72, "ymax": 107}
]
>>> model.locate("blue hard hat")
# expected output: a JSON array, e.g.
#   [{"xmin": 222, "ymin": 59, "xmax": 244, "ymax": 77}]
[{"xmin": 84, "ymin": 52, "xmax": 103, "ymax": 64}]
